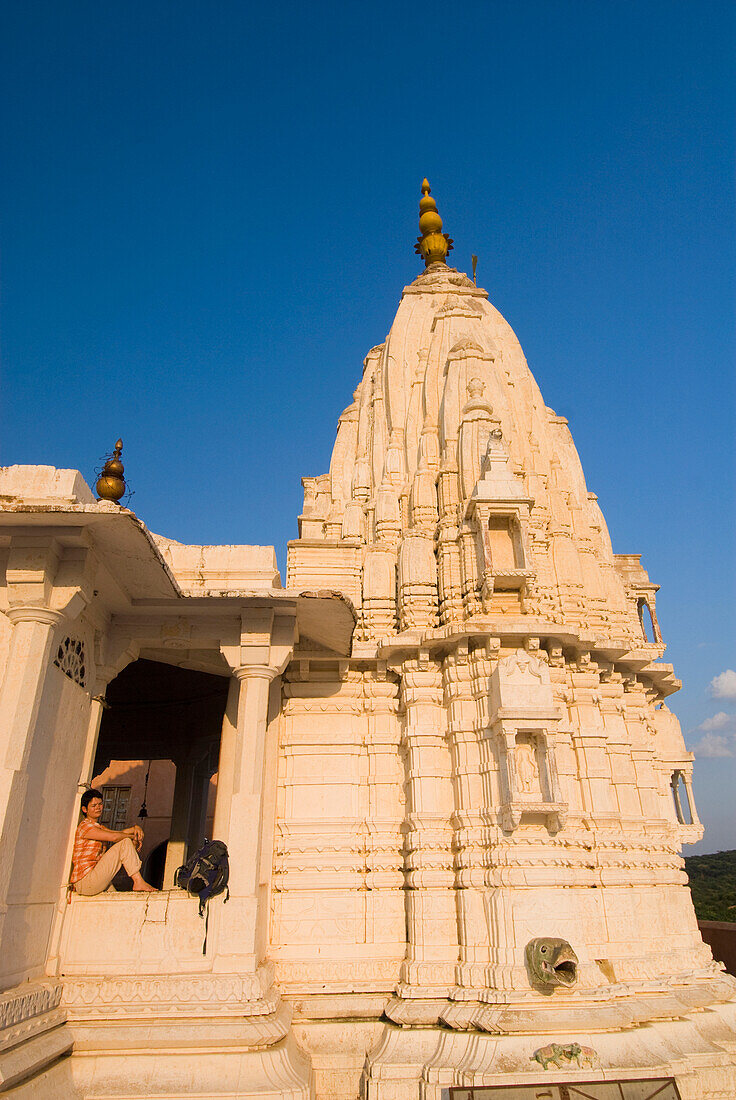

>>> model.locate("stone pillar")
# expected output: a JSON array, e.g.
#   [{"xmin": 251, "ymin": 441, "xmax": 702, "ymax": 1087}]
[
  {"xmin": 397, "ymin": 654, "xmax": 456, "ymax": 996},
  {"xmin": 443, "ymin": 645, "xmax": 489, "ymax": 993},
  {"xmin": 0, "ymin": 606, "xmax": 64, "ymax": 963},
  {"xmin": 228, "ymin": 666, "xmax": 277, "ymax": 896},
  {"xmin": 670, "ymin": 770, "xmax": 688, "ymax": 825},
  {"xmin": 79, "ymin": 695, "xmax": 106, "ymax": 788},
  {"xmin": 211, "ymin": 676, "xmax": 239, "ymax": 842},
  {"xmin": 46, "ymin": 687, "xmax": 109, "ymax": 976},
  {"xmin": 187, "ymin": 748, "xmax": 215, "ymax": 851},
  {"xmin": 212, "ymin": 604, "xmax": 294, "ymax": 982},
  {"xmin": 682, "ymin": 774, "xmax": 700, "ymax": 829},
  {"xmin": 162, "ymin": 745, "xmax": 215, "ymax": 887},
  {"xmin": 437, "ymin": 440, "xmax": 463, "ymax": 625},
  {"xmin": 211, "ymin": 664, "xmax": 279, "ymax": 973},
  {"xmin": 163, "ymin": 758, "xmax": 196, "ymax": 888}
]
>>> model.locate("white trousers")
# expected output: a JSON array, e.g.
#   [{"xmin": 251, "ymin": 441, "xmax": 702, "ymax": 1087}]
[{"xmin": 75, "ymin": 837, "xmax": 142, "ymax": 895}]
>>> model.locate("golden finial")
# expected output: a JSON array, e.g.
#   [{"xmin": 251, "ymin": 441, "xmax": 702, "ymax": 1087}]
[
  {"xmin": 414, "ymin": 178, "xmax": 454, "ymax": 267},
  {"xmin": 96, "ymin": 438, "xmax": 126, "ymax": 503}
]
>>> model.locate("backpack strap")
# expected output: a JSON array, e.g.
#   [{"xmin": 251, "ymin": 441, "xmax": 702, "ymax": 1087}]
[
  {"xmin": 201, "ymin": 901, "xmax": 210, "ymax": 955},
  {"xmin": 198, "ymin": 877, "xmax": 218, "ymax": 915},
  {"xmin": 198, "ymin": 885, "xmax": 229, "ymax": 954}
]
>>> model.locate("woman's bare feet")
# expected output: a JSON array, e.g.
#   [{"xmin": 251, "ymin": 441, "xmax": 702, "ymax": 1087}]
[{"xmin": 131, "ymin": 873, "xmax": 158, "ymax": 892}]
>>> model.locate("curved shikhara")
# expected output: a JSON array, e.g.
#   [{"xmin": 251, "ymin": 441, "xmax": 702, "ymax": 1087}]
[{"xmin": 288, "ymin": 262, "xmax": 644, "ymax": 646}]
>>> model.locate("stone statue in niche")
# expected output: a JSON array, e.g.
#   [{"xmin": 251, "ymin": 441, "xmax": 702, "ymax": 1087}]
[{"xmin": 516, "ymin": 735, "xmax": 540, "ymax": 798}]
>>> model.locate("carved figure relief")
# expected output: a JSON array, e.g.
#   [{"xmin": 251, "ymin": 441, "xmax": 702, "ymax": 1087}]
[
  {"xmin": 515, "ymin": 735, "xmax": 539, "ymax": 797},
  {"xmin": 531, "ymin": 1042, "xmax": 598, "ymax": 1070}
]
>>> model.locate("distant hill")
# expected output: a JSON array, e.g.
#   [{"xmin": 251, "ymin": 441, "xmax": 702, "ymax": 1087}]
[{"xmin": 684, "ymin": 850, "xmax": 736, "ymax": 923}]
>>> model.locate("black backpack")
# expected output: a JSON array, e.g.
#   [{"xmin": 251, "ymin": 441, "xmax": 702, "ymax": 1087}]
[{"xmin": 175, "ymin": 839, "xmax": 230, "ymax": 952}]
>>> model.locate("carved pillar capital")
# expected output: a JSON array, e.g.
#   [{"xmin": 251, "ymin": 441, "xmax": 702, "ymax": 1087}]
[
  {"xmin": 2, "ymin": 539, "xmax": 94, "ymax": 623},
  {"xmin": 400, "ymin": 656, "xmax": 443, "ymax": 710},
  {"xmin": 5, "ymin": 605, "xmax": 65, "ymax": 627},
  {"xmin": 220, "ymin": 605, "xmax": 296, "ymax": 680},
  {"xmin": 233, "ymin": 664, "xmax": 279, "ymax": 683},
  {"xmin": 92, "ymin": 626, "xmax": 138, "ymax": 699}
]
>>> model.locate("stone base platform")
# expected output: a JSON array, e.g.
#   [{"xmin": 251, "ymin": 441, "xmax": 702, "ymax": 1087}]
[{"xmin": 360, "ymin": 998, "xmax": 736, "ymax": 1100}]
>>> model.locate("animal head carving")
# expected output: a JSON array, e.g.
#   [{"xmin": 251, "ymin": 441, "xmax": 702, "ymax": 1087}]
[{"xmin": 525, "ymin": 938, "xmax": 579, "ymax": 989}]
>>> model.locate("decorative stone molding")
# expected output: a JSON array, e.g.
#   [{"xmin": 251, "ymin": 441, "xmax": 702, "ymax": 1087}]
[
  {"xmin": 62, "ymin": 969, "xmax": 280, "ymax": 1021},
  {"xmin": 0, "ymin": 981, "xmax": 65, "ymax": 1055},
  {"xmin": 0, "ymin": 981, "xmax": 62, "ymax": 1031},
  {"xmin": 5, "ymin": 605, "xmax": 65, "ymax": 627}
]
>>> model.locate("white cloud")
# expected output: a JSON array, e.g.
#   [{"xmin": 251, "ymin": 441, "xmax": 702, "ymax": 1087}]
[
  {"xmin": 709, "ymin": 669, "xmax": 736, "ymax": 700},
  {"xmin": 691, "ymin": 733, "xmax": 736, "ymax": 758},
  {"xmin": 696, "ymin": 711, "xmax": 736, "ymax": 733}
]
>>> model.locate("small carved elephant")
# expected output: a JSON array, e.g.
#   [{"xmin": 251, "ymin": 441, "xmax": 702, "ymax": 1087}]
[{"xmin": 531, "ymin": 1042, "xmax": 598, "ymax": 1070}]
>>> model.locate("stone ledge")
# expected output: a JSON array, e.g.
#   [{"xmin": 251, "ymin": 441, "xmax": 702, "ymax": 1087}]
[{"xmin": 62, "ymin": 966, "xmax": 279, "ymax": 1021}]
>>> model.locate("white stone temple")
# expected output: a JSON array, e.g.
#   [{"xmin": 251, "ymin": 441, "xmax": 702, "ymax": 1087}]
[{"xmin": 0, "ymin": 183, "xmax": 734, "ymax": 1099}]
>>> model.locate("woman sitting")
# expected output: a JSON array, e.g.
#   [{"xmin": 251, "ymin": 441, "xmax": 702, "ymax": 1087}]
[{"xmin": 71, "ymin": 788, "xmax": 157, "ymax": 894}]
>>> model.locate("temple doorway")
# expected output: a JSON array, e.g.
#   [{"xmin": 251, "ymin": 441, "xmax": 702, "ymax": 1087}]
[{"xmin": 91, "ymin": 658, "xmax": 230, "ymax": 888}]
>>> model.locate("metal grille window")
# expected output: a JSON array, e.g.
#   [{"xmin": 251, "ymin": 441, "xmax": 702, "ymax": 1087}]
[{"xmin": 100, "ymin": 787, "xmax": 131, "ymax": 831}]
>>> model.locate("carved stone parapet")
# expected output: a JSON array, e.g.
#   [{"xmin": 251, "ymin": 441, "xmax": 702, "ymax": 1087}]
[
  {"xmin": 0, "ymin": 980, "xmax": 63, "ymax": 1032},
  {"xmin": 0, "ymin": 981, "xmax": 66, "ymax": 1060},
  {"xmin": 62, "ymin": 967, "xmax": 280, "ymax": 1022},
  {"xmin": 0, "ymin": 981, "xmax": 62, "ymax": 1030}
]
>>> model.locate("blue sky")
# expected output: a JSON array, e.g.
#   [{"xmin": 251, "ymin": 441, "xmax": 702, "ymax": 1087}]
[{"xmin": 1, "ymin": 2, "xmax": 734, "ymax": 850}]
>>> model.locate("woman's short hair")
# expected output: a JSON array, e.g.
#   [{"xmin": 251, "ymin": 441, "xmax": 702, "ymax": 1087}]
[{"xmin": 80, "ymin": 788, "xmax": 104, "ymax": 814}]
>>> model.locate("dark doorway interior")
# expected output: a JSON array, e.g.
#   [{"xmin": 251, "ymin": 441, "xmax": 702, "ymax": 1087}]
[{"xmin": 92, "ymin": 659, "xmax": 230, "ymax": 888}]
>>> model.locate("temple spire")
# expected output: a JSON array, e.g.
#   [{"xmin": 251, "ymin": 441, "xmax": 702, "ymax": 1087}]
[{"xmin": 414, "ymin": 178, "xmax": 454, "ymax": 267}]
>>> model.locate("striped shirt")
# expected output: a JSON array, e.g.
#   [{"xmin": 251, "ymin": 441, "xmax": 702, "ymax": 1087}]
[{"xmin": 70, "ymin": 819, "xmax": 108, "ymax": 885}]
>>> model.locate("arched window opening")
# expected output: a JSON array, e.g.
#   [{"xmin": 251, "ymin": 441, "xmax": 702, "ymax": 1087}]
[
  {"xmin": 670, "ymin": 770, "xmax": 693, "ymax": 826},
  {"xmin": 638, "ymin": 598, "xmax": 656, "ymax": 643}
]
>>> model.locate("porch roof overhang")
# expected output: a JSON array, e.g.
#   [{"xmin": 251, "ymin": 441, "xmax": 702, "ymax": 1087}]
[{"xmin": 0, "ymin": 502, "xmax": 356, "ymax": 658}]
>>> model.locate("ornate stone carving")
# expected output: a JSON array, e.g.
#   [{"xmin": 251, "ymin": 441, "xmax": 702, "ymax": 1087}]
[
  {"xmin": 0, "ymin": 982, "xmax": 62, "ymax": 1031},
  {"xmin": 62, "ymin": 971, "xmax": 279, "ymax": 1020},
  {"xmin": 0, "ymin": 982, "xmax": 66, "ymax": 1057},
  {"xmin": 398, "ymin": 533, "xmax": 438, "ymax": 629},
  {"xmin": 2, "ymin": 186, "xmax": 722, "ymax": 1100},
  {"xmin": 515, "ymin": 736, "xmax": 538, "ymax": 796},
  {"xmin": 525, "ymin": 938, "xmax": 579, "ymax": 989},
  {"xmin": 531, "ymin": 1042, "xmax": 598, "ymax": 1070},
  {"xmin": 53, "ymin": 635, "xmax": 87, "ymax": 687}
]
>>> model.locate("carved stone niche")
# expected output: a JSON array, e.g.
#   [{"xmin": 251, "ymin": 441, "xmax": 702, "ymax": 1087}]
[
  {"xmin": 298, "ymin": 473, "xmax": 332, "ymax": 539},
  {"xmin": 489, "ymin": 651, "xmax": 567, "ymax": 832},
  {"xmin": 465, "ymin": 432, "xmax": 536, "ymax": 609}
]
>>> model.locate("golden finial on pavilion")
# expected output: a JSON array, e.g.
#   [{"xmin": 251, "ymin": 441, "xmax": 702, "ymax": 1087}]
[
  {"xmin": 96, "ymin": 438, "xmax": 126, "ymax": 503},
  {"xmin": 414, "ymin": 178, "xmax": 454, "ymax": 267}
]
